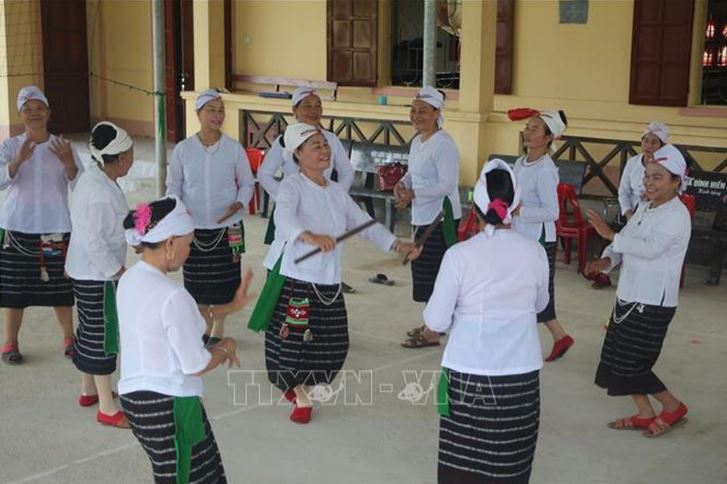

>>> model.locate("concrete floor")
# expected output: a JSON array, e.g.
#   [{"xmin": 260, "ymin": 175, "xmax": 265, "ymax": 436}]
[{"xmin": 1, "ymin": 136, "xmax": 726, "ymax": 484}]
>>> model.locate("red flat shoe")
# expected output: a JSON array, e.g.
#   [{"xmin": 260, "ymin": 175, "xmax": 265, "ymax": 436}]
[
  {"xmin": 283, "ymin": 389, "xmax": 296, "ymax": 403},
  {"xmin": 290, "ymin": 404, "xmax": 312, "ymax": 424},
  {"xmin": 545, "ymin": 335, "xmax": 574, "ymax": 362},
  {"xmin": 644, "ymin": 402, "xmax": 688, "ymax": 438},
  {"xmin": 79, "ymin": 392, "xmax": 119, "ymax": 407},
  {"xmin": 607, "ymin": 415, "xmax": 655, "ymax": 430},
  {"xmin": 97, "ymin": 410, "xmax": 129, "ymax": 428},
  {"xmin": 63, "ymin": 337, "xmax": 75, "ymax": 359}
]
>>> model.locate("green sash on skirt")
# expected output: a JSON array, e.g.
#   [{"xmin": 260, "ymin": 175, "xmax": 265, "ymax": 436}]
[
  {"xmin": 247, "ymin": 254, "xmax": 285, "ymax": 332},
  {"xmin": 442, "ymin": 197, "xmax": 457, "ymax": 248},
  {"xmin": 103, "ymin": 280, "xmax": 119, "ymax": 355},
  {"xmin": 173, "ymin": 396, "xmax": 206, "ymax": 484},
  {"xmin": 263, "ymin": 205, "xmax": 276, "ymax": 245},
  {"xmin": 437, "ymin": 367, "xmax": 450, "ymax": 417},
  {"xmin": 0, "ymin": 228, "xmax": 5, "ymax": 247}
]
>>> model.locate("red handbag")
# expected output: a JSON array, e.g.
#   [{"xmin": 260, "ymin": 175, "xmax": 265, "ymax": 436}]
[{"xmin": 376, "ymin": 163, "xmax": 407, "ymax": 192}]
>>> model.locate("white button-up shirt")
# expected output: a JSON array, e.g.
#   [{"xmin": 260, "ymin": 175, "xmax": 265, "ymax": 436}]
[
  {"xmin": 166, "ymin": 133, "xmax": 255, "ymax": 229},
  {"xmin": 424, "ymin": 230, "xmax": 549, "ymax": 376},
  {"xmin": 263, "ymin": 172, "xmax": 397, "ymax": 285},
  {"xmin": 117, "ymin": 261, "xmax": 211, "ymax": 398},
  {"xmin": 65, "ymin": 163, "xmax": 129, "ymax": 281},
  {"xmin": 258, "ymin": 130, "xmax": 354, "ymax": 201},
  {"xmin": 0, "ymin": 133, "xmax": 84, "ymax": 233},
  {"xmin": 618, "ymin": 154, "xmax": 647, "ymax": 215},
  {"xmin": 603, "ymin": 197, "xmax": 691, "ymax": 307},
  {"xmin": 399, "ymin": 130, "xmax": 462, "ymax": 226},
  {"xmin": 512, "ymin": 154, "xmax": 560, "ymax": 243}
]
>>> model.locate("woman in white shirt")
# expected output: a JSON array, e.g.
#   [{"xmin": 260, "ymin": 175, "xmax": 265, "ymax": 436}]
[
  {"xmin": 258, "ymin": 87, "xmax": 354, "ymax": 244},
  {"xmin": 425, "ymin": 159, "xmax": 549, "ymax": 484},
  {"xmin": 254, "ymin": 123, "xmax": 417, "ymax": 424},
  {"xmin": 509, "ymin": 108, "xmax": 575, "ymax": 362},
  {"xmin": 586, "ymin": 144, "xmax": 690, "ymax": 438},
  {"xmin": 118, "ymin": 196, "xmax": 253, "ymax": 483},
  {"xmin": 587, "ymin": 122, "xmax": 670, "ymax": 290},
  {"xmin": 166, "ymin": 89, "xmax": 255, "ymax": 346},
  {"xmin": 395, "ymin": 87, "xmax": 461, "ymax": 349},
  {"xmin": 65, "ymin": 122, "xmax": 133, "ymax": 427},
  {"xmin": 0, "ymin": 86, "xmax": 84, "ymax": 365}
]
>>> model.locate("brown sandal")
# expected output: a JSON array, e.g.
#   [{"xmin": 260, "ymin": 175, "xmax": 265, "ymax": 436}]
[
  {"xmin": 406, "ymin": 325, "xmax": 425, "ymax": 337},
  {"xmin": 400, "ymin": 333, "xmax": 440, "ymax": 349}
]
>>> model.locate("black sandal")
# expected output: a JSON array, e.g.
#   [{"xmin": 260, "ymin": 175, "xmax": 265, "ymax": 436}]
[
  {"xmin": 2, "ymin": 345, "xmax": 24, "ymax": 365},
  {"xmin": 368, "ymin": 273, "xmax": 394, "ymax": 286},
  {"xmin": 406, "ymin": 325, "xmax": 425, "ymax": 337},
  {"xmin": 400, "ymin": 334, "xmax": 440, "ymax": 349}
]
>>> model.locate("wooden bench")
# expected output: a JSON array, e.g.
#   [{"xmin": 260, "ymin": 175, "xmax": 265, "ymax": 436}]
[
  {"xmin": 232, "ymin": 75, "xmax": 338, "ymax": 101},
  {"xmin": 348, "ymin": 141, "xmax": 410, "ymax": 232},
  {"xmin": 684, "ymin": 171, "xmax": 727, "ymax": 285}
]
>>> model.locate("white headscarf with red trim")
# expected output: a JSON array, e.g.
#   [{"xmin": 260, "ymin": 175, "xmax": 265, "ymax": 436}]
[{"xmin": 473, "ymin": 158, "xmax": 521, "ymax": 237}]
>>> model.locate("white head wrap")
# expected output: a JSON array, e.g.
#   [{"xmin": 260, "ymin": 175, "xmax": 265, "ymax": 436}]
[
  {"xmin": 195, "ymin": 89, "xmax": 222, "ymax": 111},
  {"xmin": 641, "ymin": 121, "xmax": 670, "ymax": 144},
  {"xmin": 292, "ymin": 87, "xmax": 318, "ymax": 108},
  {"xmin": 89, "ymin": 121, "xmax": 133, "ymax": 165},
  {"xmin": 414, "ymin": 86, "xmax": 445, "ymax": 128},
  {"xmin": 283, "ymin": 123, "xmax": 322, "ymax": 155},
  {"xmin": 473, "ymin": 158, "xmax": 521, "ymax": 237},
  {"xmin": 17, "ymin": 86, "xmax": 49, "ymax": 111},
  {"xmin": 653, "ymin": 144, "xmax": 688, "ymax": 193},
  {"xmin": 125, "ymin": 196, "xmax": 195, "ymax": 246},
  {"xmin": 538, "ymin": 110, "xmax": 567, "ymax": 139}
]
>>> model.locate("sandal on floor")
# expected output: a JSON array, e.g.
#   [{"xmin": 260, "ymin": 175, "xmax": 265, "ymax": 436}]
[
  {"xmin": 97, "ymin": 410, "xmax": 130, "ymax": 428},
  {"xmin": 79, "ymin": 392, "xmax": 119, "ymax": 407},
  {"xmin": 643, "ymin": 402, "xmax": 688, "ymax": 438},
  {"xmin": 545, "ymin": 335, "xmax": 574, "ymax": 362},
  {"xmin": 341, "ymin": 282, "xmax": 356, "ymax": 294},
  {"xmin": 368, "ymin": 273, "xmax": 394, "ymax": 286},
  {"xmin": 1, "ymin": 343, "xmax": 23, "ymax": 365},
  {"xmin": 400, "ymin": 333, "xmax": 440, "ymax": 349},
  {"xmin": 63, "ymin": 337, "xmax": 75, "ymax": 359},
  {"xmin": 607, "ymin": 415, "xmax": 655, "ymax": 430},
  {"xmin": 290, "ymin": 404, "xmax": 313, "ymax": 424},
  {"xmin": 406, "ymin": 325, "xmax": 425, "ymax": 337}
]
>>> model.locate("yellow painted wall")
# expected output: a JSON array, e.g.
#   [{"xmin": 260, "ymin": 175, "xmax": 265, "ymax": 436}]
[
  {"xmin": 233, "ymin": 0, "xmax": 327, "ymax": 80},
  {"xmin": 87, "ymin": 0, "xmax": 154, "ymax": 135},
  {"xmin": 0, "ymin": 0, "xmax": 43, "ymax": 138}
]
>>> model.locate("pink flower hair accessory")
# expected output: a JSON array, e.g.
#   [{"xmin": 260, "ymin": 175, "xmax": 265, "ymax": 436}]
[{"xmin": 134, "ymin": 203, "xmax": 152, "ymax": 235}]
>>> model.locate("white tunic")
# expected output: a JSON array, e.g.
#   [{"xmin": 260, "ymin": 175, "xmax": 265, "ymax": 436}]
[
  {"xmin": 65, "ymin": 163, "xmax": 129, "ymax": 281},
  {"xmin": 263, "ymin": 172, "xmax": 397, "ymax": 285},
  {"xmin": 512, "ymin": 154, "xmax": 560, "ymax": 243},
  {"xmin": 0, "ymin": 133, "xmax": 84, "ymax": 233},
  {"xmin": 424, "ymin": 230, "xmax": 549, "ymax": 376},
  {"xmin": 602, "ymin": 197, "xmax": 691, "ymax": 307},
  {"xmin": 117, "ymin": 261, "xmax": 211, "ymax": 397},
  {"xmin": 399, "ymin": 130, "xmax": 462, "ymax": 226},
  {"xmin": 258, "ymin": 130, "xmax": 354, "ymax": 201},
  {"xmin": 166, "ymin": 133, "xmax": 255, "ymax": 229},
  {"xmin": 618, "ymin": 154, "xmax": 647, "ymax": 215}
]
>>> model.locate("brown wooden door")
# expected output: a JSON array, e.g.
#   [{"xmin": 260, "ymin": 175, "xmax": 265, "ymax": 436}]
[
  {"xmin": 495, "ymin": 0, "xmax": 515, "ymax": 95},
  {"xmin": 165, "ymin": 0, "xmax": 194, "ymax": 142},
  {"xmin": 629, "ymin": 0, "xmax": 694, "ymax": 106},
  {"xmin": 40, "ymin": 0, "xmax": 90, "ymax": 134},
  {"xmin": 327, "ymin": 0, "xmax": 378, "ymax": 86}
]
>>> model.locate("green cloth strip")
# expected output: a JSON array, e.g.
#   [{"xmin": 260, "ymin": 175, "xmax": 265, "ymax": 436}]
[
  {"xmin": 103, "ymin": 280, "xmax": 119, "ymax": 355},
  {"xmin": 442, "ymin": 197, "xmax": 457, "ymax": 248},
  {"xmin": 263, "ymin": 205, "xmax": 276, "ymax": 245},
  {"xmin": 437, "ymin": 367, "xmax": 450, "ymax": 417},
  {"xmin": 247, "ymin": 254, "xmax": 285, "ymax": 332},
  {"xmin": 0, "ymin": 228, "xmax": 5, "ymax": 247},
  {"xmin": 173, "ymin": 396, "xmax": 206, "ymax": 484}
]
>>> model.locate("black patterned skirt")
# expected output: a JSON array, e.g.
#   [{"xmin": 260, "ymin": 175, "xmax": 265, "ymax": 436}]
[
  {"xmin": 120, "ymin": 391, "xmax": 227, "ymax": 484},
  {"xmin": 183, "ymin": 228, "xmax": 241, "ymax": 305},
  {"xmin": 595, "ymin": 301, "xmax": 676, "ymax": 396},
  {"xmin": 72, "ymin": 280, "xmax": 117, "ymax": 375},
  {"xmin": 264, "ymin": 277, "xmax": 348, "ymax": 391},
  {"xmin": 537, "ymin": 241, "xmax": 557, "ymax": 323},
  {"xmin": 438, "ymin": 370, "xmax": 540, "ymax": 484},
  {"xmin": 0, "ymin": 231, "xmax": 74, "ymax": 308},
  {"xmin": 411, "ymin": 223, "xmax": 448, "ymax": 303}
]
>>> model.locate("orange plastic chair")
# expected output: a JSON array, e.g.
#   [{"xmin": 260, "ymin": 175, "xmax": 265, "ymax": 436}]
[
  {"xmin": 556, "ymin": 183, "xmax": 596, "ymax": 273},
  {"xmin": 245, "ymin": 147, "xmax": 265, "ymax": 215},
  {"xmin": 678, "ymin": 193, "xmax": 696, "ymax": 288}
]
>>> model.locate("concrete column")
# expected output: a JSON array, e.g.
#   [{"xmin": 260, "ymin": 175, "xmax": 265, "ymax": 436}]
[
  {"xmin": 193, "ymin": 0, "xmax": 226, "ymax": 90},
  {"xmin": 458, "ymin": 0, "xmax": 497, "ymax": 114}
]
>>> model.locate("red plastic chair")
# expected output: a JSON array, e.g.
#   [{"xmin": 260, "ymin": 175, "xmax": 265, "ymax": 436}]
[
  {"xmin": 678, "ymin": 193, "xmax": 696, "ymax": 288},
  {"xmin": 457, "ymin": 207, "xmax": 480, "ymax": 242},
  {"xmin": 245, "ymin": 147, "xmax": 265, "ymax": 215},
  {"xmin": 556, "ymin": 183, "xmax": 596, "ymax": 273}
]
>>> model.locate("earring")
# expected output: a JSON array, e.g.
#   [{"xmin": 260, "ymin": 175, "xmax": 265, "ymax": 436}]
[{"xmin": 166, "ymin": 251, "xmax": 175, "ymax": 261}]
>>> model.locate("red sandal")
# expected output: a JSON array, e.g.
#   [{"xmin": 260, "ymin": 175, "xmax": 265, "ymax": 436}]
[
  {"xmin": 79, "ymin": 392, "xmax": 119, "ymax": 407},
  {"xmin": 290, "ymin": 404, "xmax": 313, "ymax": 424},
  {"xmin": 97, "ymin": 410, "xmax": 129, "ymax": 428},
  {"xmin": 282, "ymin": 389, "xmax": 296, "ymax": 404},
  {"xmin": 607, "ymin": 415, "xmax": 655, "ymax": 430},
  {"xmin": 644, "ymin": 402, "xmax": 688, "ymax": 438},
  {"xmin": 545, "ymin": 335, "xmax": 574, "ymax": 362}
]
